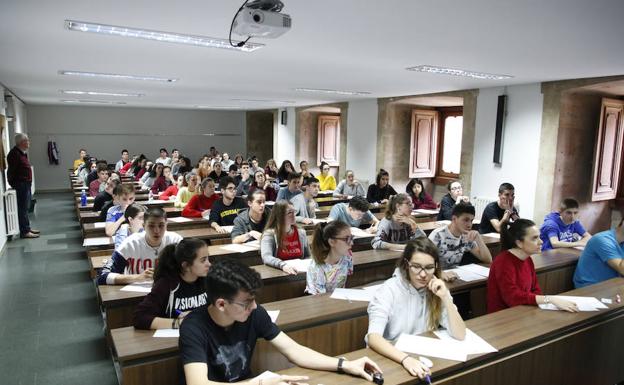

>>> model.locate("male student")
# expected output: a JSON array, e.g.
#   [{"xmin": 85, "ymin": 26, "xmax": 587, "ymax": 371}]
[
  {"xmin": 180, "ymin": 258, "xmax": 381, "ymax": 384},
  {"xmin": 105, "ymin": 183, "xmax": 136, "ymax": 237},
  {"xmin": 235, "ymin": 162, "xmax": 254, "ymax": 197},
  {"xmin": 221, "ymin": 165, "xmax": 241, "ymax": 188},
  {"xmin": 429, "ymin": 203, "xmax": 492, "ymax": 280},
  {"xmin": 290, "ymin": 177, "xmax": 320, "ymax": 224},
  {"xmin": 210, "ymin": 177, "xmax": 247, "ymax": 234},
  {"xmin": 86, "ymin": 160, "xmax": 108, "ymax": 187},
  {"xmin": 275, "ymin": 172, "xmax": 303, "ymax": 202},
  {"xmin": 479, "ymin": 182, "xmax": 519, "ymax": 234},
  {"xmin": 73, "ymin": 148, "xmax": 87, "ymax": 170},
  {"xmin": 115, "ymin": 149, "xmax": 130, "ymax": 172},
  {"xmin": 155, "ymin": 148, "xmax": 172, "ymax": 166},
  {"xmin": 573, "ymin": 218, "xmax": 624, "ymax": 288},
  {"xmin": 328, "ymin": 196, "xmax": 380, "ymax": 232},
  {"xmin": 437, "ymin": 180, "xmax": 470, "ymax": 221},
  {"xmin": 97, "ymin": 207, "xmax": 182, "ymax": 285},
  {"xmin": 539, "ymin": 198, "xmax": 592, "ymax": 251},
  {"xmin": 89, "ymin": 163, "xmax": 109, "ymax": 197},
  {"xmin": 231, "ymin": 190, "xmax": 270, "ymax": 244},
  {"xmin": 93, "ymin": 177, "xmax": 120, "ymax": 212}
]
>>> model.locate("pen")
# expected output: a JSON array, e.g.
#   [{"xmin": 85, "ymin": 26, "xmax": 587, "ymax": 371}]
[
  {"xmin": 425, "ymin": 374, "xmax": 432, "ymax": 384},
  {"xmin": 175, "ymin": 309, "xmax": 182, "ymax": 316}
]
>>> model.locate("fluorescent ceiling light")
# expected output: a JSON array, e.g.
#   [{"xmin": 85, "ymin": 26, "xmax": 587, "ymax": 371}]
[
  {"xmin": 294, "ymin": 88, "xmax": 371, "ymax": 96},
  {"xmin": 405, "ymin": 65, "xmax": 513, "ymax": 80},
  {"xmin": 61, "ymin": 90, "xmax": 144, "ymax": 97},
  {"xmin": 230, "ymin": 99, "xmax": 296, "ymax": 104},
  {"xmin": 195, "ymin": 105, "xmax": 243, "ymax": 109},
  {"xmin": 59, "ymin": 70, "xmax": 177, "ymax": 83},
  {"xmin": 61, "ymin": 99, "xmax": 127, "ymax": 105},
  {"xmin": 65, "ymin": 20, "xmax": 264, "ymax": 52}
]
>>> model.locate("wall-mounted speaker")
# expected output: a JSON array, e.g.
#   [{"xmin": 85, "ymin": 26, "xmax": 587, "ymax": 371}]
[
  {"xmin": 281, "ymin": 110, "xmax": 287, "ymax": 125},
  {"xmin": 493, "ymin": 95, "xmax": 506, "ymax": 165}
]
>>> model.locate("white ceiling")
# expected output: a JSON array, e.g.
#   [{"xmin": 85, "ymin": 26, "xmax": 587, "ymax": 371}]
[{"xmin": 1, "ymin": 0, "xmax": 623, "ymax": 110}]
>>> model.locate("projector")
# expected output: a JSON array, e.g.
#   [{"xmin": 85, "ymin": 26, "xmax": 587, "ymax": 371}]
[{"xmin": 233, "ymin": 6, "xmax": 291, "ymax": 39}]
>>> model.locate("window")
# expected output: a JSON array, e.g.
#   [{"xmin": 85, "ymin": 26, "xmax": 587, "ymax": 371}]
[{"xmin": 435, "ymin": 108, "xmax": 463, "ymax": 183}]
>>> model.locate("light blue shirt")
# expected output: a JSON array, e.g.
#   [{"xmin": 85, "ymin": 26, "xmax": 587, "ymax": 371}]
[
  {"xmin": 276, "ymin": 187, "xmax": 301, "ymax": 202},
  {"xmin": 573, "ymin": 229, "xmax": 624, "ymax": 288}
]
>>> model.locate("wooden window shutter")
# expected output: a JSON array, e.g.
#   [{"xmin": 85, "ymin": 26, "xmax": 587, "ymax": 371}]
[
  {"xmin": 409, "ymin": 109, "xmax": 439, "ymax": 178},
  {"xmin": 591, "ymin": 98, "xmax": 624, "ymax": 201},
  {"xmin": 317, "ymin": 115, "xmax": 340, "ymax": 167}
]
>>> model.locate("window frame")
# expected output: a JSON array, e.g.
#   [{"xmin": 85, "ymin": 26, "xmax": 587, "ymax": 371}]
[{"xmin": 434, "ymin": 107, "xmax": 464, "ymax": 185}]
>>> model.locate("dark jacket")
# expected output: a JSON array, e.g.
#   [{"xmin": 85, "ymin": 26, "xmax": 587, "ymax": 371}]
[{"xmin": 7, "ymin": 146, "xmax": 32, "ymax": 186}]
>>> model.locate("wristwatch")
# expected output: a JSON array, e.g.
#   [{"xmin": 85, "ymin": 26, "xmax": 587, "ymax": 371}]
[{"xmin": 337, "ymin": 357, "xmax": 345, "ymax": 373}]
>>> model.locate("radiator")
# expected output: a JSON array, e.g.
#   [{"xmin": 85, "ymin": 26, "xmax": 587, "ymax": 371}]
[
  {"xmin": 4, "ymin": 190, "xmax": 20, "ymax": 236},
  {"xmin": 472, "ymin": 196, "xmax": 496, "ymax": 221}
]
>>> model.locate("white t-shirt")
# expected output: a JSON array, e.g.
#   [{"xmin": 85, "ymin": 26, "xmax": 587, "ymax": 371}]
[{"xmin": 116, "ymin": 231, "xmax": 183, "ymax": 275}]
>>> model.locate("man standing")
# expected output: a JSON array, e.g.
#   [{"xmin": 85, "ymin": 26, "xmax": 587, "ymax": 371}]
[{"xmin": 7, "ymin": 133, "xmax": 40, "ymax": 239}]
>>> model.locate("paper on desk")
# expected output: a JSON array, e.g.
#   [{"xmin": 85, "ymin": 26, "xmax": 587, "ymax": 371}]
[
  {"xmin": 310, "ymin": 218, "xmax": 328, "ymax": 224},
  {"xmin": 539, "ymin": 296, "xmax": 608, "ymax": 311},
  {"xmin": 436, "ymin": 220, "xmax": 451, "ymax": 225},
  {"xmin": 573, "ymin": 246, "xmax": 585, "ymax": 251},
  {"xmin": 413, "ymin": 209, "xmax": 439, "ymax": 215},
  {"xmin": 330, "ymin": 288, "xmax": 374, "ymax": 302},
  {"xmin": 146, "ymin": 199, "xmax": 168, "ymax": 205},
  {"xmin": 169, "ymin": 216, "xmax": 193, "ymax": 223},
  {"xmin": 83, "ymin": 236, "xmax": 111, "ymax": 247},
  {"xmin": 350, "ymin": 227, "xmax": 375, "ymax": 239},
  {"xmin": 245, "ymin": 239, "xmax": 260, "ymax": 248},
  {"xmin": 284, "ymin": 258, "xmax": 311, "ymax": 272},
  {"xmin": 154, "ymin": 328, "xmax": 179, "ymax": 338},
  {"xmin": 394, "ymin": 333, "xmax": 468, "ymax": 362},
  {"xmin": 444, "ymin": 268, "xmax": 484, "ymax": 282},
  {"xmin": 456, "ymin": 264, "xmax": 490, "ymax": 278},
  {"xmin": 120, "ymin": 281, "xmax": 153, "ymax": 293},
  {"xmin": 362, "ymin": 284, "xmax": 384, "ymax": 293},
  {"xmin": 93, "ymin": 222, "xmax": 107, "ymax": 228},
  {"xmin": 220, "ymin": 225, "xmax": 234, "ymax": 233},
  {"xmin": 255, "ymin": 371, "xmax": 280, "ymax": 380},
  {"xmin": 265, "ymin": 201, "xmax": 276, "ymax": 206},
  {"xmin": 433, "ymin": 328, "xmax": 498, "ymax": 355},
  {"xmin": 267, "ymin": 310, "xmax": 280, "ymax": 323},
  {"xmin": 483, "ymin": 232, "xmax": 500, "ymax": 239},
  {"xmin": 220, "ymin": 243, "xmax": 258, "ymax": 253},
  {"xmin": 319, "ymin": 190, "xmax": 334, "ymax": 195}
]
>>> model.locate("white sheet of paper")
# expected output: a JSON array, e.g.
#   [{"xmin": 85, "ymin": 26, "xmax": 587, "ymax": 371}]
[
  {"xmin": 93, "ymin": 222, "xmax": 106, "ymax": 228},
  {"xmin": 255, "ymin": 371, "xmax": 280, "ymax": 380},
  {"xmin": 284, "ymin": 258, "xmax": 311, "ymax": 272},
  {"xmin": 362, "ymin": 284, "xmax": 384, "ymax": 293},
  {"xmin": 169, "ymin": 216, "xmax": 193, "ymax": 223},
  {"xmin": 310, "ymin": 218, "xmax": 328, "ymax": 224},
  {"xmin": 539, "ymin": 296, "xmax": 609, "ymax": 311},
  {"xmin": 573, "ymin": 246, "xmax": 585, "ymax": 250},
  {"xmin": 153, "ymin": 328, "xmax": 179, "ymax": 338},
  {"xmin": 146, "ymin": 199, "xmax": 168, "ymax": 205},
  {"xmin": 220, "ymin": 225, "xmax": 234, "ymax": 233},
  {"xmin": 267, "ymin": 310, "xmax": 280, "ymax": 323},
  {"xmin": 120, "ymin": 282, "xmax": 153, "ymax": 293},
  {"xmin": 445, "ymin": 268, "xmax": 484, "ymax": 282},
  {"xmin": 483, "ymin": 232, "xmax": 501, "ymax": 239},
  {"xmin": 265, "ymin": 201, "xmax": 276, "ymax": 206},
  {"xmin": 245, "ymin": 239, "xmax": 260, "ymax": 248},
  {"xmin": 413, "ymin": 209, "xmax": 439, "ymax": 215},
  {"xmin": 456, "ymin": 264, "xmax": 490, "ymax": 278},
  {"xmin": 433, "ymin": 328, "xmax": 498, "ymax": 355},
  {"xmin": 319, "ymin": 190, "xmax": 334, "ymax": 194},
  {"xmin": 330, "ymin": 288, "xmax": 374, "ymax": 302},
  {"xmin": 83, "ymin": 237, "xmax": 111, "ymax": 247},
  {"xmin": 350, "ymin": 227, "xmax": 374, "ymax": 239},
  {"xmin": 436, "ymin": 220, "xmax": 451, "ymax": 225},
  {"xmin": 220, "ymin": 243, "xmax": 258, "ymax": 253},
  {"xmin": 394, "ymin": 333, "xmax": 468, "ymax": 362}
]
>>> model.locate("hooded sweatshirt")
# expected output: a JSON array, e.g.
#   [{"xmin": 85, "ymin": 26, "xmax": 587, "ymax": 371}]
[{"xmin": 539, "ymin": 211, "xmax": 587, "ymax": 251}]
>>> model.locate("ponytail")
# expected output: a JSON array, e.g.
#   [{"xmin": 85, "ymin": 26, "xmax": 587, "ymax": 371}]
[
  {"xmin": 310, "ymin": 221, "xmax": 350, "ymax": 264},
  {"xmin": 500, "ymin": 218, "xmax": 535, "ymax": 250},
  {"xmin": 153, "ymin": 238, "xmax": 207, "ymax": 281}
]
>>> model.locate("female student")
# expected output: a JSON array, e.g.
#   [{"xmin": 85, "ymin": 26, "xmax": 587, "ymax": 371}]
[
  {"xmin": 487, "ymin": 219, "xmax": 579, "ymax": 313},
  {"xmin": 366, "ymin": 169, "xmax": 398, "ymax": 204},
  {"xmin": 367, "ymin": 238, "xmax": 466, "ymax": 379},
  {"xmin": 175, "ymin": 173, "xmax": 199, "ymax": 208},
  {"xmin": 437, "ymin": 180, "xmax": 470, "ymax": 221},
  {"xmin": 207, "ymin": 162, "xmax": 225, "ymax": 183},
  {"xmin": 173, "ymin": 156, "xmax": 192, "ymax": 177},
  {"xmin": 248, "ymin": 170, "xmax": 277, "ymax": 202},
  {"xmin": 133, "ymin": 238, "xmax": 211, "ymax": 330},
  {"xmin": 182, "ymin": 178, "xmax": 220, "ymax": 218},
  {"xmin": 143, "ymin": 163, "xmax": 164, "ymax": 191},
  {"xmin": 135, "ymin": 159, "xmax": 150, "ymax": 181},
  {"xmin": 150, "ymin": 165, "xmax": 171, "ymax": 194},
  {"xmin": 333, "ymin": 170, "xmax": 366, "ymax": 198},
  {"xmin": 195, "ymin": 158, "xmax": 212, "ymax": 181},
  {"xmin": 299, "ymin": 160, "xmax": 314, "ymax": 179},
  {"xmin": 306, "ymin": 221, "xmax": 353, "ymax": 295},
  {"xmin": 372, "ymin": 193, "xmax": 426, "ymax": 250},
  {"xmin": 233, "ymin": 153, "xmax": 244, "ymax": 169},
  {"xmin": 113, "ymin": 203, "xmax": 146, "ymax": 249},
  {"xmin": 159, "ymin": 173, "xmax": 184, "ymax": 201},
  {"xmin": 317, "ymin": 161, "xmax": 337, "ymax": 191},
  {"xmin": 264, "ymin": 158, "xmax": 279, "ymax": 179},
  {"xmin": 260, "ymin": 200, "xmax": 311, "ymax": 275},
  {"xmin": 405, "ymin": 178, "xmax": 437, "ymax": 210},
  {"xmin": 277, "ymin": 160, "xmax": 295, "ymax": 182}
]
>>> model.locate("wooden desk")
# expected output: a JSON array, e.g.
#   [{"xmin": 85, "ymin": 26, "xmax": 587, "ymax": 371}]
[
  {"xmin": 82, "ymin": 217, "xmax": 210, "ymax": 237},
  {"xmin": 77, "ymin": 198, "xmax": 169, "ymax": 212},
  {"xmin": 78, "ymin": 206, "xmax": 182, "ymax": 224}
]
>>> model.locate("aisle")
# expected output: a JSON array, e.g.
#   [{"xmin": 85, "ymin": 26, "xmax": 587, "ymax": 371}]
[{"xmin": 0, "ymin": 192, "xmax": 117, "ymax": 385}]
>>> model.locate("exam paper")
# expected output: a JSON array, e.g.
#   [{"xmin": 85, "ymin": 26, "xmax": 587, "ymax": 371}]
[
  {"xmin": 220, "ymin": 226, "xmax": 234, "ymax": 233},
  {"xmin": 169, "ymin": 216, "xmax": 193, "ymax": 223},
  {"xmin": 220, "ymin": 243, "xmax": 258, "ymax": 253},
  {"xmin": 153, "ymin": 329, "xmax": 179, "ymax": 338},
  {"xmin": 433, "ymin": 328, "xmax": 498, "ymax": 355},
  {"xmin": 539, "ymin": 296, "xmax": 608, "ymax": 311},
  {"xmin": 456, "ymin": 264, "xmax": 490, "ymax": 278},
  {"xmin": 83, "ymin": 236, "xmax": 111, "ymax": 247},
  {"xmin": 394, "ymin": 333, "xmax": 468, "ymax": 362},
  {"xmin": 255, "ymin": 371, "xmax": 280, "ymax": 380},
  {"xmin": 267, "ymin": 310, "xmax": 280, "ymax": 323},
  {"xmin": 413, "ymin": 209, "xmax": 439, "ymax": 215},
  {"xmin": 93, "ymin": 222, "xmax": 106, "ymax": 228},
  {"xmin": 284, "ymin": 258, "xmax": 311, "ymax": 272},
  {"xmin": 482, "ymin": 232, "xmax": 500, "ymax": 239},
  {"xmin": 444, "ymin": 268, "xmax": 484, "ymax": 282},
  {"xmin": 350, "ymin": 227, "xmax": 374, "ymax": 238},
  {"xmin": 310, "ymin": 218, "xmax": 328, "ymax": 224},
  {"xmin": 330, "ymin": 288, "xmax": 374, "ymax": 302},
  {"xmin": 120, "ymin": 282, "xmax": 153, "ymax": 293}
]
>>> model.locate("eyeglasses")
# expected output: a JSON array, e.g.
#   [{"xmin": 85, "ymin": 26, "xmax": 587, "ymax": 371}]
[
  {"xmin": 408, "ymin": 263, "xmax": 436, "ymax": 275},
  {"xmin": 450, "ymin": 186, "xmax": 462, "ymax": 191},
  {"xmin": 332, "ymin": 235, "xmax": 355, "ymax": 244},
  {"xmin": 228, "ymin": 298, "xmax": 256, "ymax": 311}
]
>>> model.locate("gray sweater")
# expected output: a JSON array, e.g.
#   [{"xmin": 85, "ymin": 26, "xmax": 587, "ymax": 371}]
[
  {"xmin": 260, "ymin": 228, "xmax": 311, "ymax": 268},
  {"xmin": 290, "ymin": 193, "xmax": 318, "ymax": 223},
  {"xmin": 371, "ymin": 218, "xmax": 426, "ymax": 249},
  {"xmin": 333, "ymin": 180, "xmax": 366, "ymax": 197}
]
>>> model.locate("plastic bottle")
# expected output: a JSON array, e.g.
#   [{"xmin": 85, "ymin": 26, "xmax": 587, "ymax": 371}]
[
  {"xmin": 148, "ymin": 190, "xmax": 154, "ymax": 202},
  {"xmin": 80, "ymin": 188, "xmax": 87, "ymax": 207}
]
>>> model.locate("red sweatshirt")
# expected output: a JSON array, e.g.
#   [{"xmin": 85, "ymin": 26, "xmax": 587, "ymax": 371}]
[
  {"xmin": 487, "ymin": 250, "xmax": 542, "ymax": 313},
  {"xmin": 159, "ymin": 185, "xmax": 179, "ymax": 201},
  {"xmin": 411, "ymin": 192, "xmax": 438, "ymax": 210},
  {"xmin": 182, "ymin": 193, "xmax": 221, "ymax": 218}
]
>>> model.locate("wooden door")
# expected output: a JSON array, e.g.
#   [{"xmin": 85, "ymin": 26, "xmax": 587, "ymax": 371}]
[
  {"xmin": 591, "ymin": 98, "xmax": 624, "ymax": 201},
  {"xmin": 409, "ymin": 109, "xmax": 438, "ymax": 178},
  {"xmin": 317, "ymin": 115, "xmax": 340, "ymax": 167}
]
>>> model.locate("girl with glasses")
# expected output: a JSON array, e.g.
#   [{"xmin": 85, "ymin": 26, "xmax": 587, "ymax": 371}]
[
  {"xmin": 306, "ymin": 221, "xmax": 354, "ymax": 295},
  {"xmin": 367, "ymin": 237, "xmax": 466, "ymax": 380}
]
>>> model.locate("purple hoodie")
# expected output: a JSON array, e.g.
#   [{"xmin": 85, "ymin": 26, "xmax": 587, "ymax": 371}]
[{"xmin": 539, "ymin": 211, "xmax": 586, "ymax": 251}]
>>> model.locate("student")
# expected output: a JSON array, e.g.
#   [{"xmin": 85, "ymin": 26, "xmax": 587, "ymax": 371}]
[
  {"xmin": 260, "ymin": 201, "xmax": 311, "ymax": 275},
  {"xmin": 120, "ymin": 156, "xmax": 135, "ymax": 176},
  {"xmin": 208, "ymin": 162, "xmax": 225, "ymax": 184},
  {"xmin": 93, "ymin": 177, "xmax": 120, "ymax": 212},
  {"xmin": 159, "ymin": 173, "xmax": 184, "ymax": 201},
  {"xmin": 291, "ymin": 177, "xmax": 319, "ymax": 224},
  {"xmin": 155, "ymin": 148, "xmax": 172, "ymax": 166},
  {"xmin": 220, "ymin": 153, "xmax": 234, "ymax": 170},
  {"xmin": 328, "ymin": 196, "xmax": 380, "ymax": 232},
  {"xmin": 249, "ymin": 157, "xmax": 261, "ymax": 175},
  {"xmin": 428, "ymin": 203, "xmax": 492, "ymax": 281},
  {"xmin": 133, "ymin": 238, "xmax": 211, "ymax": 330},
  {"xmin": 209, "ymin": 177, "xmax": 246, "ymax": 233},
  {"xmin": 264, "ymin": 158, "xmax": 279, "ymax": 179},
  {"xmin": 86, "ymin": 160, "xmax": 107, "ymax": 187},
  {"xmin": 275, "ymin": 172, "xmax": 303, "ymax": 202},
  {"xmin": 372, "ymin": 193, "xmax": 426, "ymax": 250},
  {"xmin": 180, "ymin": 259, "xmax": 381, "ymax": 384},
  {"xmin": 173, "ymin": 156, "xmax": 192, "ymax": 177},
  {"xmin": 89, "ymin": 164, "xmax": 109, "ymax": 197},
  {"xmin": 248, "ymin": 170, "xmax": 277, "ymax": 202},
  {"xmin": 235, "ymin": 162, "xmax": 254, "ymax": 196},
  {"xmin": 437, "ymin": 180, "xmax": 470, "ymax": 221},
  {"xmin": 405, "ymin": 178, "xmax": 437, "ymax": 210},
  {"xmin": 113, "ymin": 203, "xmax": 147, "ymax": 249},
  {"xmin": 277, "ymin": 160, "xmax": 295, "ymax": 182},
  {"xmin": 233, "ymin": 154, "xmax": 244, "ymax": 169},
  {"xmin": 98, "ymin": 207, "xmax": 183, "ymax": 285},
  {"xmin": 573, "ymin": 218, "xmax": 624, "ymax": 288},
  {"xmin": 73, "ymin": 148, "xmax": 87, "ymax": 170},
  {"xmin": 367, "ymin": 238, "xmax": 466, "ymax": 380},
  {"xmin": 105, "ymin": 184, "xmax": 136, "ymax": 237},
  {"xmin": 143, "ymin": 163, "xmax": 164, "ymax": 191},
  {"xmin": 479, "ymin": 182, "xmax": 519, "ymax": 234},
  {"xmin": 183, "ymin": 178, "xmax": 221, "ymax": 218},
  {"xmin": 78, "ymin": 159, "xmax": 95, "ymax": 185},
  {"xmin": 487, "ymin": 219, "xmax": 579, "ymax": 313},
  {"xmin": 222, "ymin": 164, "xmax": 241, "ymax": 187},
  {"xmin": 539, "ymin": 198, "xmax": 592, "ymax": 251},
  {"xmin": 196, "ymin": 158, "xmax": 212, "ymax": 181},
  {"xmin": 150, "ymin": 165, "xmax": 171, "ymax": 194},
  {"xmin": 366, "ymin": 169, "xmax": 398, "ymax": 204},
  {"xmin": 333, "ymin": 170, "xmax": 366, "ymax": 198},
  {"xmin": 176, "ymin": 173, "xmax": 199, "ymax": 208},
  {"xmin": 231, "ymin": 190, "xmax": 270, "ymax": 244},
  {"xmin": 135, "ymin": 160, "xmax": 151, "ymax": 181},
  {"xmin": 317, "ymin": 161, "xmax": 337, "ymax": 191},
  {"xmin": 306, "ymin": 221, "xmax": 353, "ymax": 295},
  {"xmin": 115, "ymin": 149, "xmax": 130, "ymax": 172},
  {"xmin": 299, "ymin": 160, "xmax": 314, "ymax": 179}
]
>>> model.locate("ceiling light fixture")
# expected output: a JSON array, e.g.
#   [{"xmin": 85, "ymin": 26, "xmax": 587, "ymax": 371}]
[
  {"xmin": 195, "ymin": 105, "xmax": 243, "ymax": 109},
  {"xmin": 59, "ymin": 70, "xmax": 177, "ymax": 83},
  {"xmin": 293, "ymin": 88, "xmax": 371, "ymax": 96},
  {"xmin": 61, "ymin": 90, "xmax": 144, "ymax": 97},
  {"xmin": 230, "ymin": 99, "xmax": 296, "ymax": 104},
  {"xmin": 65, "ymin": 20, "xmax": 264, "ymax": 52},
  {"xmin": 405, "ymin": 65, "xmax": 513, "ymax": 80},
  {"xmin": 61, "ymin": 99, "xmax": 127, "ymax": 105}
]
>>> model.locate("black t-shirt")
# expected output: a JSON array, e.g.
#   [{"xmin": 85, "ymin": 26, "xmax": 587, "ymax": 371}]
[
  {"xmin": 209, "ymin": 197, "xmax": 247, "ymax": 226},
  {"xmin": 98, "ymin": 200, "xmax": 114, "ymax": 222},
  {"xmin": 437, "ymin": 194, "xmax": 455, "ymax": 221},
  {"xmin": 366, "ymin": 183, "xmax": 398, "ymax": 203},
  {"xmin": 479, "ymin": 201, "xmax": 519, "ymax": 234},
  {"xmin": 93, "ymin": 191, "xmax": 112, "ymax": 212},
  {"xmin": 179, "ymin": 305, "xmax": 281, "ymax": 382}
]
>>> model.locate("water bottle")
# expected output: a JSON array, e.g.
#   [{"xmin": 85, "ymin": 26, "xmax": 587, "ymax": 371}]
[
  {"xmin": 80, "ymin": 188, "xmax": 87, "ymax": 207},
  {"xmin": 148, "ymin": 190, "xmax": 154, "ymax": 202}
]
